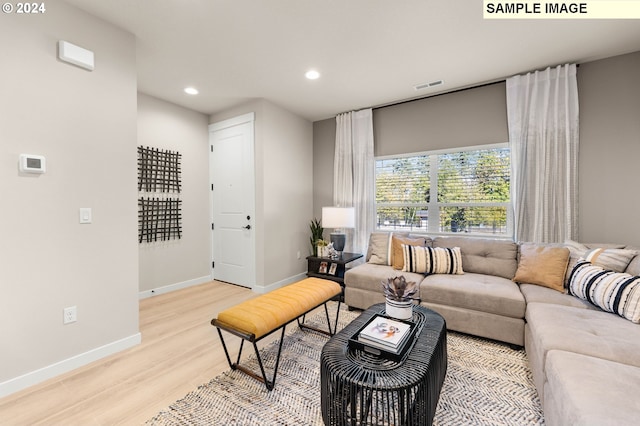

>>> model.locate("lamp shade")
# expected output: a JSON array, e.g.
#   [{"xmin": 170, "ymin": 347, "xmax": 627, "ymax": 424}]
[{"xmin": 322, "ymin": 207, "xmax": 355, "ymax": 229}]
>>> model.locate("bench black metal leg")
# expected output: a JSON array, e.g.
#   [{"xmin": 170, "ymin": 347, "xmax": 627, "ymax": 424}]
[
  {"xmin": 298, "ymin": 301, "xmax": 341, "ymax": 336},
  {"xmin": 216, "ymin": 327, "xmax": 235, "ymax": 370},
  {"xmin": 215, "ymin": 325, "xmax": 287, "ymax": 391},
  {"xmin": 333, "ymin": 300, "xmax": 341, "ymax": 333},
  {"xmin": 252, "ymin": 326, "xmax": 286, "ymax": 391}
]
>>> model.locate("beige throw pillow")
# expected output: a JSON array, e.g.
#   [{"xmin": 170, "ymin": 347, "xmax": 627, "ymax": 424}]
[
  {"xmin": 564, "ymin": 240, "xmax": 637, "ymax": 275},
  {"xmin": 367, "ymin": 232, "xmax": 394, "ymax": 265},
  {"xmin": 513, "ymin": 244, "xmax": 570, "ymax": 292}
]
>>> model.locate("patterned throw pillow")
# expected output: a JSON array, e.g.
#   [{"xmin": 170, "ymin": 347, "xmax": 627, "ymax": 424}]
[
  {"xmin": 402, "ymin": 245, "xmax": 464, "ymax": 275},
  {"xmin": 568, "ymin": 259, "xmax": 640, "ymax": 324}
]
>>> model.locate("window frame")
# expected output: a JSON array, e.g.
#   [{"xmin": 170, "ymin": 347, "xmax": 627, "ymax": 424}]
[{"xmin": 375, "ymin": 143, "xmax": 513, "ymax": 238}]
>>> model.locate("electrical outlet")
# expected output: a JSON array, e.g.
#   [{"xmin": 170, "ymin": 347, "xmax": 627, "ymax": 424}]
[{"xmin": 63, "ymin": 306, "xmax": 77, "ymax": 324}]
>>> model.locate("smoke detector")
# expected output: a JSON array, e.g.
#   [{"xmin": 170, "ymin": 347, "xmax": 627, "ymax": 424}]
[{"xmin": 414, "ymin": 80, "xmax": 444, "ymax": 91}]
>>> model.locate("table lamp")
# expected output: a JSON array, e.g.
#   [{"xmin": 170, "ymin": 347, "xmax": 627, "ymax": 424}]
[{"xmin": 322, "ymin": 207, "xmax": 355, "ymax": 256}]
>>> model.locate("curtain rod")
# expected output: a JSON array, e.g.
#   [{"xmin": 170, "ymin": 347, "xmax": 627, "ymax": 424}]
[
  {"xmin": 333, "ymin": 79, "xmax": 505, "ymax": 117},
  {"xmin": 367, "ymin": 63, "xmax": 580, "ymax": 113},
  {"xmin": 371, "ymin": 79, "xmax": 506, "ymax": 112},
  {"xmin": 335, "ymin": 63, "xmax": 580, "ymax": 117},
  {"xmin": 334, "ymin": 79, "xmax": 503, "ymax": 118}
]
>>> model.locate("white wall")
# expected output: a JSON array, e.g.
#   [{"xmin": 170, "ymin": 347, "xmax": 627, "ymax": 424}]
[
  {"xmin": 261, "ymin": 102, "xmax": 314, "ymax": 285},
  {"xmin": 210, "ymin": 99, "xmax": 313, "ymax": 292},
  {"xmin": 0, "ymin": 2, "xmax": 139, "ymax": 396},
  {"xmin": 137, "ymin": 94, "xmax": 211, "ymax": 296}
]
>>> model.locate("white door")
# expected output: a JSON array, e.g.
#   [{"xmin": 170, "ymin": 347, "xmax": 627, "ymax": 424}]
[{"xmin": 209, "ymin": 113, "xmax": 255, "ymax": 288}]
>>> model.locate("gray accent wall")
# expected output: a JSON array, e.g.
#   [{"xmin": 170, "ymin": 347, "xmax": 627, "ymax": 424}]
[
  {"xmin": 312, "ymin": 119, "xmax": 337, "ymax": 224},
  {"xmin": 374, "ymin": 83, "xmax": 508, "ymax": 157},
  {"xmin": 578, "ymin": 51, "xmax": 640, "ymax": 246},
  {"xmin": 313, "ymin": 52, "xmax": 640, "ymax": 247}
]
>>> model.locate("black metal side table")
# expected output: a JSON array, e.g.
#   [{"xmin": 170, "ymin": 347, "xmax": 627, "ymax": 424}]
[
  {"xmin": 320, "ymin": 303, "xmax": 447, "ymax": 426},
  {"xmin": 306, "ymin": 252, "xmax": 363, "ymax": 286}
]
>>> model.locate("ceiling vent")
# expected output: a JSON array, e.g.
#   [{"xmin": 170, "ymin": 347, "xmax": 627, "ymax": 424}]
[{"xmin": 414, "ymin": 80, "xmax": 444, "ymax": 91}]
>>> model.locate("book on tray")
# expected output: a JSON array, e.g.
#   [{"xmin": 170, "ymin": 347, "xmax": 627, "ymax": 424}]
[{"xmin": 357, "ymin": 315, "xmax": 413, "ymax": 354}]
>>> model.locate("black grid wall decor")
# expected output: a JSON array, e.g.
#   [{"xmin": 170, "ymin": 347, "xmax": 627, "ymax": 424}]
[{"xmin": 137, "ymin": 146, "xmax": 182, "ymax": 243}]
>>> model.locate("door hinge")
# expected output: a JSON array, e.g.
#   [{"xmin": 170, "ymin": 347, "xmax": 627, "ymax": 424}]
[
  {"xmin": 212, "ymin": 261, "xmax": 215, "ymax": 269},
  {"xmin": 211, "ymin": 223, "xmax": 214, "ymax": 230},
  {"xmin": 211, "ymin": 184, "xmax": 214, "ymax": 191},
  {"xmin": 210, "ymin": 145, "xmax": 213, "ymax": 152}
]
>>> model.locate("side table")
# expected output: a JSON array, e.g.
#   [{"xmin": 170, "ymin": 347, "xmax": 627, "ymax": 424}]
[
  {"xmin": 306, "ymin": 252, "xmax": 363, "ymax": 288},
  {"xmin": 320, "ymin": 303, "xmax": 447, "ymax": 425}
]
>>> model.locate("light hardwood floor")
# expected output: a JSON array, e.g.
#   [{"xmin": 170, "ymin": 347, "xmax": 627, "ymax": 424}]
[{"xmin": 0, "ymin": 280, "xmax": 283, "ymax": 425}]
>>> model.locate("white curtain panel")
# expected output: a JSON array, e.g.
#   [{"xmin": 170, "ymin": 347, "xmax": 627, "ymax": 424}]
[
  {"xmin": 507, "ymin": 64, "xmax": 579, "ymax": 243},
  {"xmin": 334, "ymin": 109, "xmax": 375, "ymax": 255}
]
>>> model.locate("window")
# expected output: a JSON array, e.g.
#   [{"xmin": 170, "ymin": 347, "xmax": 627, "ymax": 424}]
[{"xmin": 375, "ymin": 144, "xmax": 511, "ymax": 236}]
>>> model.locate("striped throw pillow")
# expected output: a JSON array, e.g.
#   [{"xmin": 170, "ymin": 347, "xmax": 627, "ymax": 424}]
[
  {"xmin": 402, "ymin": 245, "xmax": 464, "ymax": 275},
  {"xmin": 568, "ymin": 259, "xmax": 640, "ymax": 324}
]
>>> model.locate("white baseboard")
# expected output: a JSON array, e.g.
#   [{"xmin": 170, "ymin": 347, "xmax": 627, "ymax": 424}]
[
  {"xmin": 0, "ymin": 333, "xmax": 141, "ymax": 399},
  {"xmin": 256, "ymin": 272, "xmax": 308, "ymax": 294},
  {"xmin": 139, "ymin": 275, "xmax": 212, "ymax": 299}
]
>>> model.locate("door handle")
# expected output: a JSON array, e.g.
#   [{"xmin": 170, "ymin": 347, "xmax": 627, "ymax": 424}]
[{"xmin": 243, "ymin": 225, "xmax": 251, "ymax": 230}]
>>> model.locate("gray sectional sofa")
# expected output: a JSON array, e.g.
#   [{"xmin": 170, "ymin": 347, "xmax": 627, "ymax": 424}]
[{"xmin": 344, "ymin": 232, "xmax": 640, "ymax": 425}]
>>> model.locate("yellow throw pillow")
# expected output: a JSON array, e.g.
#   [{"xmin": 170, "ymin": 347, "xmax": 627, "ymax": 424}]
[
  {"xmin": 513, "ymin": 244, "xmax": 570, "ymax": 292},
  {"xmin": 391, "ymin": 235, "xmax": 427, "ymax": 270}
]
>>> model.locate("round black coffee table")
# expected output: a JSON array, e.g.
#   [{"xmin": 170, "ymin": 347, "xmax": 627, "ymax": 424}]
[{"xmin": 320, "ymin": 303, "xmax": 447, "ymax": 425}]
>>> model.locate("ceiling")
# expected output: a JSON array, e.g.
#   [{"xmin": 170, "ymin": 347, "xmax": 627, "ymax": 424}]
[{"xmin": 64, "ymin": 0, "xmax": 640, "ymax": 122}]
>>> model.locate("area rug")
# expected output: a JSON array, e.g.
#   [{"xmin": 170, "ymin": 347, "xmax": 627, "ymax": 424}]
[{"xmin": 147, "ymin": 303, "xmax": 544, "ymax": 425}]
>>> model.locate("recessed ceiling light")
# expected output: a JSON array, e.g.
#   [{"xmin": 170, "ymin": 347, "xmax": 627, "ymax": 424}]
[
  {"xmin": 305, "ymin": 70, "xmax": 320, "ymax": 80},
  {"xmin": 184, "ymin": 87, "xmax": 199, "ymax": 95}
]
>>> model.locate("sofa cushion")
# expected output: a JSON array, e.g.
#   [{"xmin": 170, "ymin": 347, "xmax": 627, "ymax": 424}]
[
  {"xmin": 513, "ymin": 243, "xmax": 570, "ymax": 292},
  {"xmin": 526, "ymin": 302, "xmax": 640, "ymax": 372},
  {"xmin": 519, "ymin": 283, "xmax": 599, "ymax": 310},
  {"xmin": 544, "ymin": 350, "xmax": 640, "ymax": 426},
  {"xmin": 433, "ymin": 237, "xmax": 518, "ymax": 279},
  {"xmin": 402, "ymin": 246, "xmax": 464, "ymax": 275},
  {"xmin": 344, "ymin": 263, "xmax": 425, "ymax": 294},
  {"xmin": 421, "ymin": 273, "xmax": 525, "ymax": 319},
  {"xmin": 568, "ymin": 260, "xmax": 640, "ymax": 323},
  {"xmin": 391, "ymin": 235, "xmax": 429, "ymax": 270}
]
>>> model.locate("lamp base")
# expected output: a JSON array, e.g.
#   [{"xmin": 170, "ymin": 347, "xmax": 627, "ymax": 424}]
[{"xmin": 330, "ymin": 233, "xmax": 346, "ymax": 253}]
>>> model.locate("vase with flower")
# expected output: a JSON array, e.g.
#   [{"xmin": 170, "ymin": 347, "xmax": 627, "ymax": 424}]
[{"xmin": 381, "ymin": 276, "xmax": 418, "ymax": 320}]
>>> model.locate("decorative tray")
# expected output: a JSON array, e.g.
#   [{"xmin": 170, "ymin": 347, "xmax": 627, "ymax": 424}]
[{"xmin": 348, "ymin": 314, "xmax": 418, "ymax": 362}]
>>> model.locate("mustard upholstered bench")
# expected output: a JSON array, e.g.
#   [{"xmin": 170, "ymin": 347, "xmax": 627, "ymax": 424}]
[{"xmin": 211, "ymin": 277, "xmax": 342, "ymax": 390}]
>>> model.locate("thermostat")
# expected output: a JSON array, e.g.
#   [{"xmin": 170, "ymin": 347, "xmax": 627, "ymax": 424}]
[{"xmin": 19, "ymin": 154, "xmax": 46, "ymax": 174}]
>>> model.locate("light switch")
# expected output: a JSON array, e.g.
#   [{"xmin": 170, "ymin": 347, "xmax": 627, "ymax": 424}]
[{"xmin": 79, "ymin": 208, "xmax": 92, "ymax": 224}]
